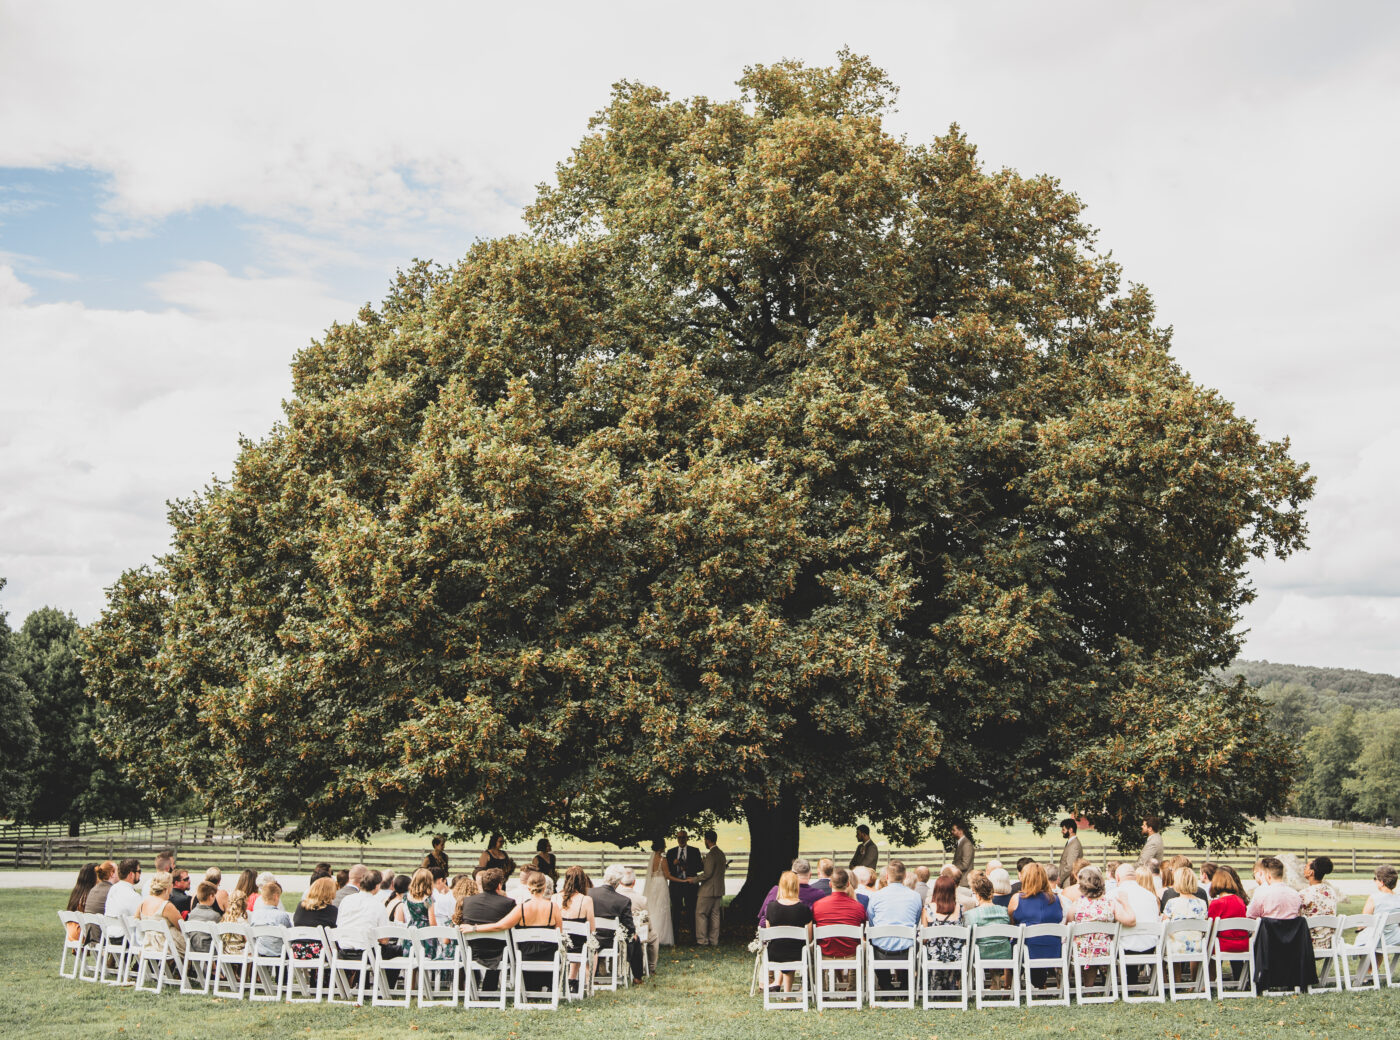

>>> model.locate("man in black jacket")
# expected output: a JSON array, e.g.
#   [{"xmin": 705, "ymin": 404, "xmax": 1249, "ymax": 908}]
[
  {"xmin": 590, "ymin": 866, "xmax": 647, "ymax": 983},
  {"xmin": 666, "ymin": 831, "xmax": 703, "ymax": 944}
]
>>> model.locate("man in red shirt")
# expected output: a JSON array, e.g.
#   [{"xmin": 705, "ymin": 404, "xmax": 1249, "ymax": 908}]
[{"xmin": 812, "ymin": 867, "xmax": 868, "ymax": 958}]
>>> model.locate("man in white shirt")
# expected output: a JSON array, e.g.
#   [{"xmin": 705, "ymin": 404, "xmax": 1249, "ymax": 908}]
[
  {"xmin": 1114, "ymin": 862, "xmax": 1160, "ymax": 982},
  {"xmin": 431, "ymin": 871, "xmax": 456, "ymax": 923},
  {"xmin": 336, "ymin": 870, "xmax": 390, "ymax": 952},
  {"xmin": 104, "ymin": 858, "xmax": 143, "ymax": 937}
]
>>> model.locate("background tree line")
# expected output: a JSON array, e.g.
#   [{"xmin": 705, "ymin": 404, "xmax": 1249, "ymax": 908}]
[
  {"xmin": 0, "ymin": 577, "xmax": 150, "ymax": 834},
  {"xmin": 1225, "ymin": 659, "xmax": 1400, "ymax": 826}
]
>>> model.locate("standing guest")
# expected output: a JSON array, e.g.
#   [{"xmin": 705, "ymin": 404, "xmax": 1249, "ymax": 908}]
[
  {"xmin": 142, "ymin": 849, "xmax": 176, "ymax": 897},
  {"xmin": 1008, "ymin": 862, "xmax": 1065, "ymax": 986},
  {"xmin": 964, "ymin": 870, "xmax": 1013, "ymax": 989},
  {"xmin": 1247, "ymin": 856, "xmax": 1302, "ymax": 920},
  {"xmin": 763, "ymin": 871, "xmax": 814, "ymax": 993},
  {"xmin": 853, "ymin": 866, "xmax": 877, "ymax": 909},
  {"xmin": 667, "ymin": 830, "xmax": 703, "ymax": 944},
  {"xmin": 334, "ymin": 864, "xmax": 367, "ymax": 908},
  {"xmin": 136, "ymin": 872, "xmax": 186, "ymax": 958},
  {"xmin": 65, "ymin": 864, "xmax": 98, "ymax": 941},
  {"xmin": 336, "ymin": 870, "xmax": 390, "ymax": 956},
  {"xmin": 477, "ymin": 834, "xmax": 516, "ymax": 879},
  {"xmin": 810, "ymin": 858, "xmax": 835, "ymax": 897},
  {"xmin": 249, "ymin": 881, "xmax": 292, "ymax": 957},
  {"xmin": 866, "ymin": 859, "xmax": 921, "ymax": 990},
  {"xmin": 696, "ymin": 830, "xmax": 728, "ymax": 946},
  {"xmin": 169, "ymin": 869, "xmax": 193, "ymax": 918},
  {"xmin": 921, "ymin": 874, "xmax": 965, "ymax": 991},
  {"xmin": 187, "ymin": 881, "xmax": 223, "ymax": 953},
  {"xmin": 758, "ymin": 858, "xmax": 822, "ymax": 925},
  {"xmin": 950, "ymin": 822, "xmax": 975, "ymax": 875},
  {"xmin": 431, "ymin": 870, "xmax": 456, "ymax": 923},
  {"xmin": 812, "ymin": 867, "xmax": 867, "ymax": 959},
  {"xmin": 104, "ymin": 859, "xmax": 143, "ymax": 939},
  {"xmin": 1300, "ymin": 856, "xmax": 1341, "ymax": 947},
  {"xmin": 1361, "ymin": 864, "xmax": 1400, "ymax": 946},
  {"xmin": 530, "ymin": 838, "xmax": 558, "ymax": 883},
  {"xmin": 421, "ymin": 835, "xmax": 450, "ymax": 875},
  {"xmin": 1160, "ymin": 865, "xmax": 1209, "ymax": 958},
  {"xmin": 588, "ymin": 865, "xmax": 646, "ymax": 983},
  {"xmin": 913, "ymin": 865, "xmax": 931, "ymax": 905},
  {"xmin": 849, "ymin": 825, "xmax": 879, "ymax": 872},
  {"xmin": 1060, "ymin": 819, "xmax": 1084, "ymax": 880},
  {"xmin": 1206, "ymin": 866, "xmax": 1250, "ymax": 979},
  {"xmin": 83, "ymin": 861, "xmax": 117, "ymax": 943},
  {"xmin": 1138, "ymin": 816, "xmax": 1165, "ymax": 870}
]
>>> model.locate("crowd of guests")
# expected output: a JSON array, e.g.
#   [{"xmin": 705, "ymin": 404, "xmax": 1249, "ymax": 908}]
[
  {"xmin": 756, "ymin": 821, "xmax": 1400, "ymax": 993},
  {"xmin": 62, "ymin": 838, "xmax": 658, "ymax": 988}
]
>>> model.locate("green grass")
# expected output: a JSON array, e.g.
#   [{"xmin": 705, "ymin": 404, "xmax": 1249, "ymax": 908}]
[{"xmin": 8, "ymin": 889, "xmax": 1399, "ymax": 1039}]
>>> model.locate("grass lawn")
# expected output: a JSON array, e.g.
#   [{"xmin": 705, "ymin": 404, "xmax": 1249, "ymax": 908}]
[{"xmin": 7, "ymin": 889, "xmax": 1397, "ymax": 1040}]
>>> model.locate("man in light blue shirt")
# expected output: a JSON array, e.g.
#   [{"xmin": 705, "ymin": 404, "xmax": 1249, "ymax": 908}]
[{"xmin": 865, "ymin": 859, "xmax": 922, "ymax": 989}]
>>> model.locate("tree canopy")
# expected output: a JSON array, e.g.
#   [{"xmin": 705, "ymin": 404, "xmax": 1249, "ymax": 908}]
[
  {"xmin": 88, "ymin": 53, "xmax": 1313, "ymax": 902},
  {"xmin": 0, "ymin": 580, "xmax": 39, "ymax": 817}
]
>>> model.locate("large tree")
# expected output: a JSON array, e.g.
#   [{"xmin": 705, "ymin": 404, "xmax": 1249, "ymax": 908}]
[
  {"xmin": 10, "ymin": 607, "xmax": 148, "ymax": 835},
  {"xmin": 88, "ymin": 53, "xmax": 1312, "ymax": 910},
  {"xmin": 0, "ymin": 580, "xmax": 39, "ymax": 818}
]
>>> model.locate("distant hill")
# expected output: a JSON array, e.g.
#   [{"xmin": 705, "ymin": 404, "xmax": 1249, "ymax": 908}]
[{"xmin": 1226, "ymin": 659, "xmax": 1400, "ymax": 714}]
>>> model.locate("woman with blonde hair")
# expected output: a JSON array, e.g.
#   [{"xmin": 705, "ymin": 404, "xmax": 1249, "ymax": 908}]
[
  {"xmin": 398, "ymin": 868, "xmax": 439, "ymax": 959},
  {"xmin": 449, "ymin": 874, "xmax": 479, "ymax": 926},
  {"xmin": 204, "ymin": 866, "xmax": 230, "ymax": 912},
  {"xmin": 763, "ymin": 871, "xmax": 814, "ymax": 992},
  {"xmin": 1160, "ymin": 864, "xmax": 1207, "ymax": 985},
  {"xmin": 136, "ymin": 871, "xmax": 186, "ymax": 958}
]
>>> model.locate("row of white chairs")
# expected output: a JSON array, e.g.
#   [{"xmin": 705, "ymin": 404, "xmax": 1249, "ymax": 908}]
[
  {"xmin": 753, "ymin": 913, "xmax": 1400, "ymax": 1011},
  {"xmin": 58, "ymin": 911, "xmax": 636, "ymax": 1009}
]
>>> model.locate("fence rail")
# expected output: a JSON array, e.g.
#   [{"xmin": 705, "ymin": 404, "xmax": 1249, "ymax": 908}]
[{"xmin": 6, "ymin": 835, "xmax": 1399, "ymax": 878}]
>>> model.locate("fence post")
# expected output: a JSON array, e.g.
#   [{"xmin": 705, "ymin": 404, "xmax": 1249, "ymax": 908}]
[
  {"xmin": 1353, "ymin": 846, "xmax": 1357, "ymax": 873},
  {"xmin": 14, "ymin": 840, "xmax": 22, "ymax": 869},
  {"xmin": 42, "ymin": 839, "xmax": 50, "ymax": 870}
]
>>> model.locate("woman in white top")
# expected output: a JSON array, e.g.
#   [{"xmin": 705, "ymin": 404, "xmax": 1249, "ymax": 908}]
[{"xmin": 643, "ymin": 839, "xmax": 676, "ymax": 946}]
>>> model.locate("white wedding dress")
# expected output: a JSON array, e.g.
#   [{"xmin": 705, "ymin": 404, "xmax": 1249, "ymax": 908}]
[{"xmin": 644, "ymin": 853, "xmax": 675, "ymax": 946}]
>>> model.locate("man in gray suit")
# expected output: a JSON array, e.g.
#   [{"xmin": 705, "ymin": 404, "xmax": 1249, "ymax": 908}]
[
  {"xmin": 589, "ymin": 865, "xmax": 645, "ymax": 982},
  {"xmin": 951, "ymin": 821, "xmax": 975, "ymax": 874},
  {"xmin": 695, "ymin": 830, "xmax": 727, "ymax": 945},
  {"xmin": 1137, "ymin": 816, "xmax": 1165, "ymax": 870},
  {"xmin": 1059, "ymin": 818, "xmax": 1084, "ymax": 879},
  {"xmin": 849, "ymin": 825, "xmax": 879, "ymax": 871}
]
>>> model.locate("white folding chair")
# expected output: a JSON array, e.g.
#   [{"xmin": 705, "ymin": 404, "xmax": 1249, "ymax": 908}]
[
  {"xmin": 415, "ymin": 926, "xmax": 463, "ymax": 1007},
  {"xmin": 180, "ymin": 921, "xmax": 218, "ymax": 995},
  {"xmin": 281, "ymin": 926, "xmax": 329, "ymax": 1002},
  {"xmin": 866, "ymin": 925, "xmax": 918, "ymax": 1008},
  {"xmin": 96, "ymin": 915, "xmax": 136, "ymax": 986},
  {"xmin": 813, "ymin": 924, "xmax": 865, "ymax": 1009},
  {"xmin": 76, "ymin": 914, "xmax": 108, "ymax": 983},
  {"xmin": 636, "ymin": 916, "xmax": 655, "ymax": 977},
  {"xmin": 1306, "ymin": 915, "xmax": 1343, "ymax": 993},
  {"xmin": 560, "ymin": 920, "xmax": 592, "ymax": 1000},
  {"xmin": 512, "ymin": 928, "xmax": 565, "ymax": 1009},
  {"xmin": 212, "ymin": 922, "xmax": 253, "ymax": 999},
  {"xmin": 132, "ymin": 917, "xmax": 183, "ymax": 994},
  {"xmin": 1021, "ymin": 923, "xmax": 1070, "ymax": 1006},
  {"xmin": 1209, "ymin": 917, "xmax": 1258, "ymax": 999},
  {"xmin": 1375, "ymin": 912, "xmax": 1400, "ymax": 987},
  {"xmin": 325, "ymin": 928, "xmax": 370, "ymax": 1005},
  {"xmin": 247, "ymin": 924, "xmax": 287, "ymax": 1001},
  {"xmin": 972, "ymin": 923, "xmax": 1021, "ymax": 1008},
  {"xmin": 1118, "ymin": 922, "xmax": 1165, "ymax": 1003},
  {"xmin": 592, "ymin": 918, "xmax": 627, "ymax": 992},
  {"xmin": 1338, "ymin": 914, "xmax": 1382, "ymax": 991},
  {"xmin": 58, "ymin": 912, "xmax": 85, "ymax": 978},
  {"xmin": 462, "ymin": 934, "xmax": 513, "ymax": 1009},
  {"xmin": 1070, "ymin": 920, "xmax": 1119, "ymax": 1004},
  {"xmin": 367, "ymin": 925, "xmax": 415, "ymax": 1007},
  {"xmin": 1162, "ymin": 919, "xmax": 1212, "ymax": 1000},
  {"xmin": 759, "ymin": 925, "xmax": 811, "ymax": 1011},
  {"xmin": 919, "ymin": 923, "xmax": 971, "ymax": 1009}
]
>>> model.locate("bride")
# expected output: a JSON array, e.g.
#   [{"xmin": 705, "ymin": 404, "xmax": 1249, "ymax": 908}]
[{"xmin": 643, "ymin": 838, "xmax": 676, "ymax": 946}]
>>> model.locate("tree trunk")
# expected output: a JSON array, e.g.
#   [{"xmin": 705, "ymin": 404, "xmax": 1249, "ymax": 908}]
[
  {"xmin": 729, "ymin": 793, "xmax": 800, "ymax": 923},
  {"xmin": 67, "ymin": 819, "xmax": 80, "ymax": 838}
]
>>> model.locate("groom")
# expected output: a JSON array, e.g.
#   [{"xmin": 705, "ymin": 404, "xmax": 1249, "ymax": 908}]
[{"xmin": 666, "ymin": 829, "xmax": 703, "ymax": 945}]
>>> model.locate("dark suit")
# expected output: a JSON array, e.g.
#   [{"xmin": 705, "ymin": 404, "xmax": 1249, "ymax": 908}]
[
  {"xmin": 588, "ymin": 884, "xmax": 644, "ymax": 980},
  {"xmin": 849, "ymin": 840, "xmax": 878, "ymax": 871},
  {"xmin": 666, "ymin": 844, "xmax": 703, "ymax": 942}
]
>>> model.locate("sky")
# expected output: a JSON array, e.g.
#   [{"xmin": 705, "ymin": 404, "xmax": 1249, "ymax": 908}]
[{"xmin": 1, "ymin": 1, "xmax": 1398, "ymax": 672}]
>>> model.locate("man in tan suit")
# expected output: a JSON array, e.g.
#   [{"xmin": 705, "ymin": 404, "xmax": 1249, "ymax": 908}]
[
  {"xmin": 951, "ymin": 821, "xmax": 975, "ymax": 874},
  {"xmin": 1059, "ymin": 818, "xmax": 1084, "ymax": 879},
  {"xmin": 1138, "ymin": 815, "xmax": 1165, "ymax": 870},
  {"xmin": 695, "ymin": 830, "xmax": 728, "ymax": 945}
]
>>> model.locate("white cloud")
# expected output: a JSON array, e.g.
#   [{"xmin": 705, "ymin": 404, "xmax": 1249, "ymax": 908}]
[{"xmin": 0, "ymin": 264, "xmax": 34, "ymax": 306}]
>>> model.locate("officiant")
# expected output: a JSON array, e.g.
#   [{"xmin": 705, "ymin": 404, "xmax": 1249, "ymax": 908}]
[{"xmin": 666, "ymin": 830, "xmax": 703, "ymax": 944}]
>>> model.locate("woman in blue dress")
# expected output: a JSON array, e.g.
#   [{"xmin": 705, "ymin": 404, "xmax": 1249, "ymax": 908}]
[{"xmin": 1008, "ymin": 862, "xmax": 1065, "ymax": 987}]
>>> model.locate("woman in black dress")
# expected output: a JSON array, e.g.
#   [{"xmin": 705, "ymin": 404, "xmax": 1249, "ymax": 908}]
[
  {"xmin": 764, "ymin": 871, "xmax": 813, "ymax": 992},
  {"xmin": 477, "ymin": 833, "xmax": 516, "ymax": 879},
  {"xmin": 531, "ymin": 838, "xmax": 558, "ymax": 883}
]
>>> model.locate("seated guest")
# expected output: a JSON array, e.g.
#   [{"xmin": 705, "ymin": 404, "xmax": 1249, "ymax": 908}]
[
  {"xmin": 1300, "ymin": 856, "xmax": 1340, "ymax": 947},
  {"xmin": 941, "ymin": 865, "xmax": 976, "ymax": 911},
  {"xmin": 449, "ymin": 873, "xmax": 479, "ymax": 918},
  {"xmin": 136, "ymin": 871, "xmax": 186, "ymax": 958},
  {"xmin": 293, "ymin": 876, "xmax": 339, "ymax": 929},
  {"xmin": 218, "ymin": 886, "xmax": 251, "ymax": 954},
  {"xmin": 65, "ymin": 864, "xmax": 98, "ymax": 942},
  {"xmin": 1047, "ymin": 865, "xmax": 1061, "ymax": 894},
  {"xmin": 1160, "ymin": 856, "xmax": 1209, "ymax": 907},
  {"xmin": 454, "ymin": 869, "xmax": 515, "ymax": 976},
  {"xmin": 186, "ymin": 881, "xmax": 223, "ymax": 952},
  {"xmin": 1009, "ymin": 862, "xmax": 1064, "ymax": 984},
  {"xmin": 394, "ymin": 869, "xmax": 439, "ymax": 960},
  {"xmin": 104, "ymin": 859, "xmax": 143, "ymax": 939},
  {"xmin": 964, "ymin": 870, "xmax": 1012, "ymax": 989},
  {"xmin": 1008, "ymin": 857, "xmax": 1035, "ymax": 895},
  {"xmin": 431, "ymin": 869, "xmax": 456, "ymax": 923},
  {"xmin": 586, "ymin": 865, "xmax": 646, "ymax": 983},
  {"xmin": 912, "ymin": 864, "xmax": 931, "ymax": 905},
  {"xmin": 866, "ymin": 859, "xmax": 921, "ymax": 989},
  {"xmin": 1362, "ymin": 864, "xmax": 1400, "ymax": 947},
  {"xmin": 169, "ymin": 869, "xmax": 193, "ymax": 918},
  {"xmin": 921, "ymin": 874, "xmax": 965, "ymax": 991},
  {"xmin": 1247, "ymin": 856, "xmax": 1302, "ymax": 920},
  {"xmin": 84, "ymin": 861, "xmax": 117, "ymax": 940},
  {"xmin": 334, "ymin": 868, "xmax": 350, "ymax": 892},
  {"xmin": 758, "ymin": 858, "xmax": 823, "ymax": 924},
  {"xmin": 762, "ymin": 870, "xmax": 814, "ymax": 993},
  {"xmin": 142, "ymin": 849, "xmax": 175, "ymax": 897},
  {"xmin": 812, "ymin": 867, "xmax": 867, "ymax": 959},
  {"xmin": 811, "ymin": 859, "xmax": 836, "ymax": 896},
  {"xmin": 1115, "ymin": 864, "xmax": 1164, "ymax": 974},
  {"xmin": 1207, "ymin": 865, "xmax": 1250, "ymax": 960},
  {"xmin": 230, "ymin": 869, "xmax": 258, "ymax": 913},
  {"xmin": 250, "ymin": 870, "xmax": 276, "ymax": 911},
  {"xmin": 462, "ymin": 871, "xmax": 561, "ymax": 992},
  {"xmin": 333, "ymin": 864, "xmax": 366, "ymax": 908},
  {"xmin": 204, "ymin": 867, "xmax": 230, "ymax": 913},
  {"xmin": 506, "ymin": 866, "xmax": 534, "ymax": 904},
  {"xmin": 250, "ymin": 880, "xmax": 292, "ymax": 956},
  {"xmin": 379, "ymin": 869, "xmax": 398, "ymax": 904},
  {"xmin": 853, "ymin": 866, "xmax": 877, "ymax": 909},
  {"xmin": 1060, "ymin": 857, "xmax": 1091, "ymax": 905},
  {"xmin": 1072, "ymin": 866, "xmax": 1131, "ymax": 988},
  {"xmin": 1104, "ymin": 860, "xmax": 1122, "ymax": 897},
  {"xmin": 988, "ymin": 867, "xmax": 1013, "ymax": 908},
  {"xmin": 336, "ymin": 870, "xmax": 390, "ymax": 955},
  {"xmin": 555, "ymin": 866, "xmax": 597, "ymax": 985},
  {"xmin": 384, "ymin": 873, "xmax": 410, "ymax": 922},
  {"xmin": 1161, "ymin": 865, "xmax": 1208, "ymax": 957},
  {"xmin": 1200, "ymin": 862, "xmax": 1218, "ymax": 898}
]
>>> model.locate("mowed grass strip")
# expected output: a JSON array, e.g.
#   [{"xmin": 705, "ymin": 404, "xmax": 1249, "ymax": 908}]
[{"xmin": 5, "ymin": 889, "xmax": 1398, "ymax": 1040}]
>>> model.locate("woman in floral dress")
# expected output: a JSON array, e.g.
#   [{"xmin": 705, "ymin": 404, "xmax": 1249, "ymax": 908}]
[
  {"xmin": 920, "ymin": 874, "xmax": 965, "ymax": 990},
  {"xmin": 1160, "ymin": 866, "xmax": 1208, "ymax": 955},
  {"xmin": 1300, "ymin": 856, "xmax": 1340, "ymax": 948}
]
